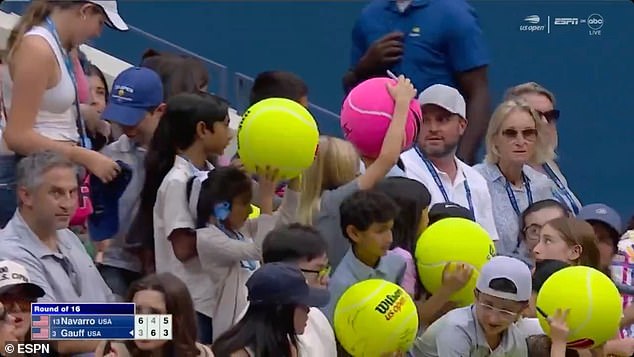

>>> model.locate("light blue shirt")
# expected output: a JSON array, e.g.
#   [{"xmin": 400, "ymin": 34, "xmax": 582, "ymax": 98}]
[
  {"xmin": 542, "ymin": 160, "xmax": 582, "ymax": 215},
  {"xmin": 413, "ymin": 306, "xmax": 528, "ymax": 357},
  {"xmin": 473, "ymin": 162, "xmax": 556, "ymax": 258},
  {"xmin": 98, "ymin": 135, "xmax": 144, "ymax": 273},
  {"xmin": 0, "ymin": 211, "xmax": 114, "ymax": 304},
  {"xmin": 322, "ymin": 248, "xmax": 406, "ymax": 324}
]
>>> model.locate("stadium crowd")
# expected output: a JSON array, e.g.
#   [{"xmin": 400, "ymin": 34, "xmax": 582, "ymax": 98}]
[{"xmin": 0, "ymin": 0, "xmax": 632, "ymax": 356}]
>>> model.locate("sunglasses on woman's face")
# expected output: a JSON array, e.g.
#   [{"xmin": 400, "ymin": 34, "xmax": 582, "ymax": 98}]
[
  {"xmin": 501, "ymin": 128, "xmax": 538, "ymax": 142},
  {"xmin": 537, "ymin": 109, "xmax": 560, "ymax": 123}
]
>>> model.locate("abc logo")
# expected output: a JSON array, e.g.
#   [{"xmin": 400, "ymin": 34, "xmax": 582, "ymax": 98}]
[{"xmin": 587, "ymin": 14, "xmax": 604, "ymax": 30}]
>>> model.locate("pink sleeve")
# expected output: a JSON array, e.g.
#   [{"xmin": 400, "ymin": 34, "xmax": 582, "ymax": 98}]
[
  {"xmin": 216, "ymin": 155, "xmax": 232, "ymax": 167},
  {"xmin": 401, "ymin": 255, "xmax": 417, "ymax": 296},
  {"xmin": 73, "ymin": 56, "xmax": 90, "ymax": 104},
  {"xmin": 391, "ymin": 248, "xmax": 417, "ymax": 296}
]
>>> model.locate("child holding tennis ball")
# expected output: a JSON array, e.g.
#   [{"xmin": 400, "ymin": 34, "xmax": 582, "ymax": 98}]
[
  {"xmin": 321, "ymin": 189, "xmax": 405, "ymax": 325},
  {"xmin": 414, "ymin": 256, "xmax": 532, "ymax": 356},
  {"xmin": 298, "ymin": 75, "xmax": 417, "ymax": 271},
  {"xmin": 526, "ymin": 308, "xmax": 573, "ymax": 357},
  {"xmin": 189, "ymin": 165, "xmax": 300, "ymax": 338}
]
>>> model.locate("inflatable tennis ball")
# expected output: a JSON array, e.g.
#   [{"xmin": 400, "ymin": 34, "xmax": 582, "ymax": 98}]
[
  {"xmin": 340, "ymin": 77, "xmax": 421, "ymax": 159},
  {"xmin": 238, "ymin": 98, "xmax": 318, "ymax": 180},
  {"xmin": 415, "ymin": 218, "xmax": 495, "ymax": 307},
  {"xmin": 334, "ymin": 279, "xmax": 418, "ymax": 356},
  {"xmin": 536, "ymin": 266, "xmax": 622, "ymax": 349}
]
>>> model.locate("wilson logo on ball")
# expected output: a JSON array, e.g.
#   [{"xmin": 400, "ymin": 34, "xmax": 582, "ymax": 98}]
[{"xmin": 374, "ymin": 288, "xmax": 407, "ymax": 321}]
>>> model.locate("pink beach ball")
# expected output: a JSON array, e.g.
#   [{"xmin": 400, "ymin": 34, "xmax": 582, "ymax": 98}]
[{"xmin": 341, "ymin": 77, "xmax": 422, "ymax": 159}]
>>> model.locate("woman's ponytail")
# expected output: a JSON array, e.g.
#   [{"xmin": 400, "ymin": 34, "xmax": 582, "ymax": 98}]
[{"xmin": 7, "ymin": 0, "xmax": 51, "ymax": 60}]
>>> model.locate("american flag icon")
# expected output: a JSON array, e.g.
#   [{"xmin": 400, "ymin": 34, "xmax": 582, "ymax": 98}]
[
  {"xmin": 32, "ymin": 315, "xmax": 49, "ymax": 327},
  {"xmin": 32, "ymin": 327, "xmax": 49, "ymax": 339}
]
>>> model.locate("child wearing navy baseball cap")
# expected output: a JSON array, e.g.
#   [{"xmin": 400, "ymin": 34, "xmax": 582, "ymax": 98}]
[
  {"xmin": 212, "ymin": 262, "xmax": 330, "ymax": 356},
  {"xmin": 89, "ymin": 66, "xmax": 165, "ymax": 298}
]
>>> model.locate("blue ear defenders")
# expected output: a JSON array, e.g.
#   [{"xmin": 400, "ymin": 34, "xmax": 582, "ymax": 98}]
[{"xmin": 214, "ymin": 201, "xmax": 231, "ymax": 221}]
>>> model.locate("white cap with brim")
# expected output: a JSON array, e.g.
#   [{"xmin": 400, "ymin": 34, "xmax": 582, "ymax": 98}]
[
  {"xmin": 89, "ymin": 0, "xmax": 129, "ymax": 31},
  {"xmin": 476, "ymin": 256, "xmax": 532, "ymax": 302},
  {"xmin": 0, "ymin": 260, "xmax": 45, "ymax": 299},
  {"xmin": 418, "ymin": 84, "xmax": 467, "ymax": 120}
]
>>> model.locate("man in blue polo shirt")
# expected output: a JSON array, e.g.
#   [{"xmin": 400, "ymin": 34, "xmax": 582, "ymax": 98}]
[{"xmin": 343, "ymin": 0, "xmax": 491, "ymax": 164}]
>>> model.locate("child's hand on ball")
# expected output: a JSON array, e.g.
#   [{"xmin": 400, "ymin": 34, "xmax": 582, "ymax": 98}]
[
  {"xmin": 547, "ymin": 308, "xmax": 570, "ymax": 345},
  {"xmin": 255, "ymin": 165, "xmax": 279, "ymax": 215},
  {"xmin": 441, "ymin": 262, "xmax": 473, "ymax": 293},
  {"xmin": 230, "ymin": 158, "xmax": 246, "ymax": 172},
  {"xmin": 256, "ymin": 165, "xmax": 280, "ymax": 194},
  {"xmin": 386, "ymin": 75, "xmax": 416, "ymax": 104}
]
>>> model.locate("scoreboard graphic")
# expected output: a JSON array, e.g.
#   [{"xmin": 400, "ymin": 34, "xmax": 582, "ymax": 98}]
[{"xmin": 31, "ymin": 303, "xmax": 172, "ymax": 341}]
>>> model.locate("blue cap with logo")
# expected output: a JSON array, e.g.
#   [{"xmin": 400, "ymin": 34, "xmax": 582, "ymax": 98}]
[
  {"xmin": 577, "ymin": 203, "xmax": 623, "ymax": 235},
  {"xmin": 102, "ymin": 67, "xmax": 164, "ymax": 126}
]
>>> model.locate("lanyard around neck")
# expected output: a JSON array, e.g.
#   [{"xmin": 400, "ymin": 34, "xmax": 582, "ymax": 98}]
[
  {"xmin": 542, "ymin": 163, "xmax": 579, "ymax": 214},
  {"xmin": 498, "ymin": 164, "xmax": 533, "ymax": 216},
  {"xmin": 414, "ymin": 146, "xmax": 474, "ymax": 213},
  {"xmin": 44, "ymin": 17, "xmax": 90, "ymax": 149}
]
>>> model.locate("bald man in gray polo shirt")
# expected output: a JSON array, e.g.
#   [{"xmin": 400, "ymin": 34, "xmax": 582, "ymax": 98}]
[{"xmin": 413, "ymin": 256, "xmax": 531, "ymax": 357}]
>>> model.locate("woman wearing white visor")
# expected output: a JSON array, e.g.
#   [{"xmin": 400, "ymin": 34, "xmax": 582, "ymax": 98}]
[{"xmin": 0, "ymin": 0, "xmax": 128, "ymax": 227}]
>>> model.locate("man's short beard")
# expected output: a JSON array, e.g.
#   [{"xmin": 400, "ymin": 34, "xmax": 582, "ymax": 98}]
[{"xmin": 422, "ymin": 142, "xmax": 458, "ymax": 159}]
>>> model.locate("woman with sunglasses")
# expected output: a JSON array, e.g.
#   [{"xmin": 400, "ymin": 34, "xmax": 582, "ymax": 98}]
[
  {"xmin": 505, "ymin": 82, "xmax": 582, "ymax": 215},
  {"xmin": 474, "ymin": 100, "xmax": 557, "ymax": 257},
  {"xmin": 96, "ymin": 273, "xmax": 214, "ymax": 357}
]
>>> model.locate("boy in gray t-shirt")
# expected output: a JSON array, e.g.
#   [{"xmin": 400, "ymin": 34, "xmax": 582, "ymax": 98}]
[{"xmin": 414, "ymin": 256, "xmax": 532, "ymax": 357}]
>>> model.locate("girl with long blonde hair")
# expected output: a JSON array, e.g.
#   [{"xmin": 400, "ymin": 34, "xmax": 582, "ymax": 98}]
[{"xmin": 298, "ymin": 76, "xmax": 417, "ymax": 269}]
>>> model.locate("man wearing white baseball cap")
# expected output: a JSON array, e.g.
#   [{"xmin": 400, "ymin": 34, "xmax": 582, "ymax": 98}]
[
  {"xmin": 414, "ymin": 256, "xmax": 531, "ymax": 356},
  {"xmin": 400, "ymin": 84, "xmax": 498, "ymax": 240}
]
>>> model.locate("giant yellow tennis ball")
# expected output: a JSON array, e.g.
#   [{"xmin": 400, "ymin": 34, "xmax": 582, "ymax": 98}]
[
  {"xmin": 237, "ymin": 98, "xmax": 318, "ymax": 180},
  {"xmin": 334, "ymin": 279, "xmax": 418, "ymax": 356},
  {"xmin": 536, "ymin": 266, "xmax": 622, "ymax": 349},
  {"xmin": 415, "ymin": 218, "xmax": 495, "ymax": 307}
]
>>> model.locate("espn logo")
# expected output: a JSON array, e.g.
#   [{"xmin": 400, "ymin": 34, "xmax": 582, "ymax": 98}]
[{"xmin": 554, "ymin": 17, "xmax": 579, "ymax": 25}]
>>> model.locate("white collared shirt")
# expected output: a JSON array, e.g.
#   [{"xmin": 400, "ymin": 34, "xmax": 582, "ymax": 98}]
[
  {"xmin": 153, "ymin": 155, "xmax": 215, "ymax": 318},
  {"xmin": 400, "ymin": 148, "xmax": 500, "ymax": 241}
]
